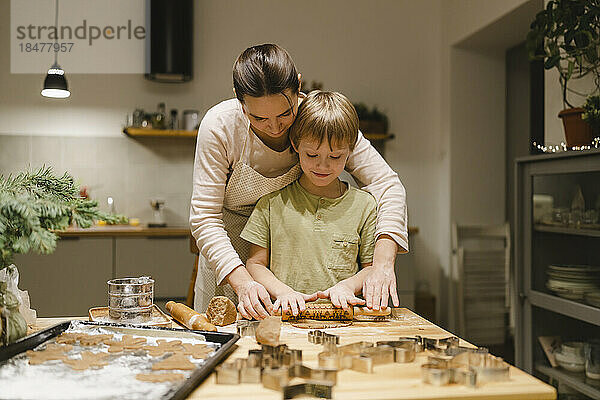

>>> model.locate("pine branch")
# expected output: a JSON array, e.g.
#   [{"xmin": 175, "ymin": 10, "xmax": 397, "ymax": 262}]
[{"xmin": 0, "ymin": 167, "xmax": 127, "ymax": 270}]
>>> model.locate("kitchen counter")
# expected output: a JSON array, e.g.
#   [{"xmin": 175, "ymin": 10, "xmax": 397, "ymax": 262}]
[
  {"xmin": 56, "ymin": 225, "xmax": 419, "ymax": 239},
  {"xmin": 31, "ymin": 308, "xmax": 555, "ymax": 400},
  {"xmin": 56, "ymin": 225, "xmax": 191, "ymax": 238}
]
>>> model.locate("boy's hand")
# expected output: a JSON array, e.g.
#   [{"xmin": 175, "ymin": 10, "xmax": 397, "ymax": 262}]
[
  {"xmin": 317, "ymin": 282, "xmax": 365, "ymax": 310},
  {"xmin": 273, "ymin": 290, "xmax": 318, "ymax": 317}
]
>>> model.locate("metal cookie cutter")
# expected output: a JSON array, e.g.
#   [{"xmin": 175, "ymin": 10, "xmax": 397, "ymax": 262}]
[
  {"xmin": 283, "ymin": 382, "xmax": 333, "ymax": 400},
  {"xmin": 351, "ymin": 345, "xmax": 395, "ymax": 373},
  {"xmin": 236, "ymin": 319, "xmax": 259, "ymax": 337},
  {"xmin": 289, "ymin": 364, "xmax": 337, "ymax": 384},
  {"xmin": 421, "ymin": 352, "xmax": 509, "ymax": 388},
  {"xmin": 262, "ymin": 364, "xmax": 337, "ymax": 391},
  {"xmin": 318, "ymin": 341, "xmax": 373, "ymax": 370},
  {"xmin": 377, "ymin": 340, "xmax": 417, "ymax": 363},
  {"xmin": 260, "ymin": 344, "xmax": 302, "ymax": 368},
  {"xmin": 308, "ymin": 330, "xmax": 339, "ymax": 345},
  {"xmin": 415, "ymin": 335, "xmax": 460, "ymax": 351},
  {"xmin": 215, "ymin": 358, "xmax": 262, "ymax": 384}
]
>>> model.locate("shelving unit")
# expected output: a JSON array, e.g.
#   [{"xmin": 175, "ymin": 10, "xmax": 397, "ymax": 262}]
[
  {"xmin": 534, "ymin": 224, "xmax": 600, "ymax": 238},
  {"xmin": 515, "ymin": 149, "xmax": 600, "ymax": 399},
  {"xmin": 536, "ymin": 364, "xmax": 600, "ymax": 399},
  {"xmin": 123, "ymin": 127, "xmax": 196, "ymax": 138}
]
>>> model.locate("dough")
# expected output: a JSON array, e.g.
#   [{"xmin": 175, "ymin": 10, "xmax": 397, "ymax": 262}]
[
  {"xmin": 64, "ymin": 351, "xmax": 109, "ymax": 371},
  {"xmin": 26, "ymin": 343, "xmax": 72, "ymax": 365},
  {"xmin": 290, "ymin": 320, "xmax": 352, "ymax": 329},
  {"xmin": 136, "ymin": 372, "xmax": 185, "ymax": 382},
  {"xmin": 151, "ymin": 353, "xmax": 196, "ymax": 371},
  {"xmin": 206, "ymin": 296, "xmax": 237, "ymax": 326},
  {"xmin": 181, "ymin": 343, "xmax": 213, "ymax": 359},
  {"xmin": 255, "ymin": 316, "xmax": 281, "ymax": 346},
  {"xmin": 106, "ymin": 334, "xmax": 147, "ymax": 353},
  {"xmin": 143, "ymin": 339, "xmax": 183, "ymax": 357}
]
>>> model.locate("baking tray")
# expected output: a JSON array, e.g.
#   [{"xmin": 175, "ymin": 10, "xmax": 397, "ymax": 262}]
[{"xmin": 0, "ymin": 320, "xmax": 239, "ymax": 400}]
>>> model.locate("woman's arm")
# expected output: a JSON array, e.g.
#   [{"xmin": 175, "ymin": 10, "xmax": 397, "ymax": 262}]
[
  {"xmin": 189, "ymin": 104, "xmax": 271, "ymax": 318},
  {"xmin": 346, "ymin": 131, "xmax": 408, "ymax": 309}
]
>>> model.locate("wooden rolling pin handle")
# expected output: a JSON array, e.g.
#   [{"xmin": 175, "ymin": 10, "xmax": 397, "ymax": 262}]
[{"xmin": 165, "ymin": 301, "xmax": 217, "ymax": 331}]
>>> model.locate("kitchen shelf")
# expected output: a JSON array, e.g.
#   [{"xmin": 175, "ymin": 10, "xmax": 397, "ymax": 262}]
[
  {"xmin": 536, "ymin": 364, "xmax": 600, "ymax": 399},
  {"xmin": 123, "ymin": 127, "xmax": 196, "ymax": 138},
  {"xmin": 534, "ymin": 224, "xmax": 600, "ymax": 238},
  {"xmin": 529, "ymin": 290, "xmax": 600, "ymax": 326},
  {"xmin": 363, "ymin": 132, "xmax": 395, "ymax": 141}
]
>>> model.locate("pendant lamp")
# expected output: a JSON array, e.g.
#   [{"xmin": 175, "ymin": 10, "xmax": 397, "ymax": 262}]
[{"xmin": 41, "ymin": 0, "xmax": 70, "ymax": 99}]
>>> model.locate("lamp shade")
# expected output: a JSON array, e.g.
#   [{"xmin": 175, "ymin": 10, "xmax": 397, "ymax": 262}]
[{"xmin": 41, "ymin": 65, "xmax": 70, "ymax": 98}]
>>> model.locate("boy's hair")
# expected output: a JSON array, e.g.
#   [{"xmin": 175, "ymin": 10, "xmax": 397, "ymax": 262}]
[{"xmin": 289, "ymin": 91, "xmax": 359, "ymax": 151}]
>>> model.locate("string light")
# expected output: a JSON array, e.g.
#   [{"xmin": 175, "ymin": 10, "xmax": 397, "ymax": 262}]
[{"xmin": 532, "ymin": 137, "xmax": 600, "ymax": 153}]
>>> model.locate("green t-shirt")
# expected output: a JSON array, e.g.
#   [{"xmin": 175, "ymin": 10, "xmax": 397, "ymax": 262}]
[{"xmin": 240, "ymin": 180, "xmax": 377, "ymax": 294}]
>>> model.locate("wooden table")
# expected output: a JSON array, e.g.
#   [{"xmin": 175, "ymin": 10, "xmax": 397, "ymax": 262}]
[{"xmin": 32, "ymin": 309, "xmax": 555, "ymax": 400}]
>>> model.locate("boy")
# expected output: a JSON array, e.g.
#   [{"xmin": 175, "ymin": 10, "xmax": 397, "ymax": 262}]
[{"xmin": 240, "ymin": 91, "xmax": 377, "ymax": 316}]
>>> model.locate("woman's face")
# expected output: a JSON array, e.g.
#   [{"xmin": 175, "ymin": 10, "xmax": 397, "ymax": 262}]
[
  {"xmin": 242, "ymin": 89, "xmax": 298, "ymax": 139},
  {"xmin": 296, "ymin": 138, "xmax": 350, "ymax": 188}
]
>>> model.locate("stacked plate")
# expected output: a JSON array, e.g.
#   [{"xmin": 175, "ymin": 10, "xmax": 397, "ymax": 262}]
[{"xmin": 546, "ymin": 264, "xmax": 600, "ymax": 302}]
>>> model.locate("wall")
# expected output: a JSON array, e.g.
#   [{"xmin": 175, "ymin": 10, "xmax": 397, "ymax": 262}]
[{"xmin": 440, "ymin": 0, "xmax": 542, "ymax": 330}]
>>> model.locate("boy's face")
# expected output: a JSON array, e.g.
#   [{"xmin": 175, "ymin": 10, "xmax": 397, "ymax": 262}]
[{"xmin": 295, "ymin": 138, "xmax": 350, "ymax": 187}]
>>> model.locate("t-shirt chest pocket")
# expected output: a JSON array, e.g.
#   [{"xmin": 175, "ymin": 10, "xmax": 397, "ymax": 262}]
[{"xmin": 326, "ymin": 233, "xmax": 360, "ymax": 271}]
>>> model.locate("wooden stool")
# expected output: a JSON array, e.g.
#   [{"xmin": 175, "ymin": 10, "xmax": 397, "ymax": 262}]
[{"xmin": 187, "ymin": 235, "xmax": 199, "ymax": 307}]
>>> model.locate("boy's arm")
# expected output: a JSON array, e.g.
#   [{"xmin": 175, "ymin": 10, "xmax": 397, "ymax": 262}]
[
  {"xmin": 246, "ymin": 244, "xmax": 317, "ymax": 316},
  {"xmin": 317, "ymin": 266, "xmax": 373, "ymax": 310}
]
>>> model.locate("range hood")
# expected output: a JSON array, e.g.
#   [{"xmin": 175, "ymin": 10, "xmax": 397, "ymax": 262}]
[{"xmin": 145, "ymin": 0, "xmax": 193, "ymax": 83}]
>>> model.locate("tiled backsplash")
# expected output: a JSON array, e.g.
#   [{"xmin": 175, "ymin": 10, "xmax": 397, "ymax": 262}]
[{"xmin": 0, "ymin": 134, "xmax": 195, "ymax": 226}]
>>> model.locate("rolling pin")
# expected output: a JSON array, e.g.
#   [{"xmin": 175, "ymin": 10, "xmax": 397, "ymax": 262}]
[
  {"xmin": 165, "ymin": 301, "xmax": 217, "ymax": 331},
  {"xmin": 281, "ymin": 303, "xmax": 391, "ymax": 321}
]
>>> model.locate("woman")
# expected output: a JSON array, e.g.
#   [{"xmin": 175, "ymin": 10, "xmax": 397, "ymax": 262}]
[{"xmin": 190, "ymin": 44, "xmax": 408, "ymax": 319}]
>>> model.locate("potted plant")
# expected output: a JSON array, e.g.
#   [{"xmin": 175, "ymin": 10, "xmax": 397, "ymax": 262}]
[
  {"xmin": 353, "ymin": 103, "xmax": 389, "ymax": 134},
  {"xmin": 0, "ymin": 167, "xmax": 125, "ymax": 345},
  {"xmin": 526, "ymin": 0, "xmax": 600, "ymax": 147}
]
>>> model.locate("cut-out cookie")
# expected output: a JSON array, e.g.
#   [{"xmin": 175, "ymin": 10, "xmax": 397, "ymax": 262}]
[
  {"xmin": 64, "ymin": 351, "xmax": 109, "ymax": 371},
  {"xmin": 55, "ymin": 332, "xmax": 113, "ymax": 346},
  {"xmin": 136, "ymin": 372, "xmax": 185, "ymax": 382},
  {"xmin": 151, "ymin": 353, "xmax": 196, "ymax": 371},
  {"xmin": 181, "ymin": 343, "xmax": 213, "ymax": 359},
  {"xmin": 79, "ymin": 334, "xmax": 113, "ymax": 346},
  {"xmin": 143, "ymin": 339, "xmax": 183, "ymax": 357},
  {"xmin": 26, "ymin": 343, "xmax": 73, "ymax": 365},
  {"xmin": 106, "ymin": 334, "xmax": 147, "ymax": 353},
  {"xmin": 56, "ymin": 333, "xmax": 86, "ymax": 345}
]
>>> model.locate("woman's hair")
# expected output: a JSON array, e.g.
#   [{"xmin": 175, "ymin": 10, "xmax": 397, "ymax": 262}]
[
  {"xmin": 233, "ymin": 44, "xmax": 299, "ymax": 105},
  {"xmin": 289, "ymin": 91, "xmax": 359, "ymax": 151}
]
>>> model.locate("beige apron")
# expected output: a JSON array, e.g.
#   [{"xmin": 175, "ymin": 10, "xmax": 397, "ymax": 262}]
[{"xmin": 194, "ymin": 126, "xmax": 302, "ymax": 312}]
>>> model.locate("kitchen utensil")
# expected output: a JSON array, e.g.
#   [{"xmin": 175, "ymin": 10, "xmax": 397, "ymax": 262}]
[
  {"xmin": 280, "ymin": 303, "xmax": 391, "ymax": 322},
  {"xmin": 183, "ymin": 109, "xmax": 199, "ymax": 131},
  {"xmin": 149, "ymin": 199, "xmax": 166, "ymax": 227},
  {"xmin": 107, "ymin": 276, "xmax": 154, "ymax": 322},
  {"xmin": 165, "ymin": 301, "xmax": 216, "ymax": 331}
]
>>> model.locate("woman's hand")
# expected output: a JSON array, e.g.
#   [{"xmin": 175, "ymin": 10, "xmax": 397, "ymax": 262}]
[
  {"xmin": 227, "ymin": 266, "xmax": 273, "ymax": 320},
  {"xmin": 236, "ymin": 280, "xmax": 274, "ymax": 320},
  {"xmin": 318, "ymin": 282, "xmax": 365, "ymax": 310},
  {"xmin": 273, "ymin": 290, "xmax": 318, "ymax": 317},
  {"xmin": 363, "ymin": 235, "xmax": 400, "ymax": 310}
]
